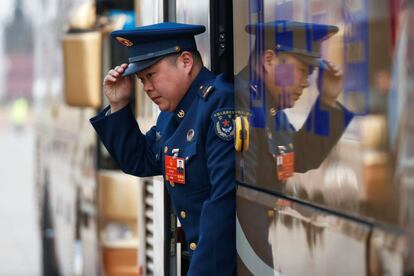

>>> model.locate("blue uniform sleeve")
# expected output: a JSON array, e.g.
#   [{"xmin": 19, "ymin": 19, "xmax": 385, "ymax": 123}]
[
  {"xmin": 294, "ymin": 97, "xmax": 354, "ymax": 172},
  {"xmin": 187, "ymin": 90, "xmax": 236, "ymax": 276},
  {"xmin": 90, "ymin": 105, "xmax": 162, "ymax": 176}
]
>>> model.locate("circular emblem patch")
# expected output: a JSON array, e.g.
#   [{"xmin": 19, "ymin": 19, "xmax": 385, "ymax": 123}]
[{"xmin": 115, "ymin": 36, "xmax": 134, "ymax": 47}]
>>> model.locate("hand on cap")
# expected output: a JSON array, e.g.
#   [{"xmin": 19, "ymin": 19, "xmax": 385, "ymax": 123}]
[
  {"xmin": 317, "ymin": 60, "xmax": 343, "ymax": 108},
  {"xmin": 103, "ymin": 64, "xmax": 132, "ymax": 113}
]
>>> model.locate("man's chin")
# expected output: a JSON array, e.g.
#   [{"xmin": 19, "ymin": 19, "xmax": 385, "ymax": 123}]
[
  {"xmin": 277, "ymin": 101, "xmax": 295, "ymax": 110},
  {"xmin": 158, "ymin": 105, "xmax": 167, "ymax": 112},
  {"xmin": 158, "ymin": 104, "xmax": 174, "ymax": 112}
]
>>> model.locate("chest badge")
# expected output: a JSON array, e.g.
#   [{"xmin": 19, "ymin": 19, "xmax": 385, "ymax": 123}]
[
  {"xmin": 186, "ymin": 129, "xmax": 195, "ymax": 142},
  {"xmin": 275, "ymin": 146, "xmax": 295, "ymax": 181},
  {"xmin": 156, "ymin": 131, "xmax": 162, "ymax": 141},
  {"xmin": 266, "ymin": 127, "xmax": 273, "ymax": 140},
  {"xmin": 165, "ymin": 149, "xmax": 185, "ymax": 185}
]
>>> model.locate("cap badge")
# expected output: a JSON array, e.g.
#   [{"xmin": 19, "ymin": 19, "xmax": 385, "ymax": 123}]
[{"xmin": 115, "ymin": 36, "xmax": 134, "ymax": 47}]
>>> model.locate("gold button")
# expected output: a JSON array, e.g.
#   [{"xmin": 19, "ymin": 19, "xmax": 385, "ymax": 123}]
[
  {"xmin": 267, "ymin": 210, "xmax": 275, "ymax": 217},
  {"xmin": 177, "ymin": 109, "xmax": 185, "ymax": 118},
  {"xmin": 164, "ymin": 146, "xmax": 168, "ymax": 153},
  {"xmin": 189, "ymin": 242, "xmax": 197, "ymax": 250},
  {"xmin": 169, "ymin": 181, "xmax": 175, "ymax": 187},
  {"xmin": 180, "ymin": 211, "xmax": 186, "ymax": 219}
]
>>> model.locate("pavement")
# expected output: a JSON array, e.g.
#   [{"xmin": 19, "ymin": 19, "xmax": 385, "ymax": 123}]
[{"xmin": 0, "ymin": 108, "xmax": 41, "ymax": 276}]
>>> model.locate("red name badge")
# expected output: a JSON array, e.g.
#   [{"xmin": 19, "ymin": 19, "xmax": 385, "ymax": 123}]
[
  {"xmin": 276, "ymin": 152, "xmax": 294, "ymax": 181},
  {"xmin": 165, "ymin": 155, "xmax": 186, "ymax": 185}
]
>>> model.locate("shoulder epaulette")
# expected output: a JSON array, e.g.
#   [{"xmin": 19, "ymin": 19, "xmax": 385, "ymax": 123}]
[
  {"xmin": 201, "ymin": 85, "xmax": 215, "ymax": 99},
  {"xmin": 198, "ymin": 79, "xmax": 216, "ymax": 100}
]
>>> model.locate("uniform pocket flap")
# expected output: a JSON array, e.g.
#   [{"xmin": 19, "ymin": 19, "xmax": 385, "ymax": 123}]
[{"xmin": 181, "ymin": 141, "xmax": 197, "ymax": 164}]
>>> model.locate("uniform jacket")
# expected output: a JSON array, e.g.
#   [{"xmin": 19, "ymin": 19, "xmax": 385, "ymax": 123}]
[
  {"xmin": 235, "ymin": 66, "xmax": 354, "ymax": 192},
  {"xmin": 90, "ymin": 67, "xmax": 236, "ymax": 275}
]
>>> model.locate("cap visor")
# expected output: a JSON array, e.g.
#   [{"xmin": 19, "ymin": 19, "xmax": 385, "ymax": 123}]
[
  {"xmin": 298, "ymin": 56, "xmax": 332, "ymax": 70},
  {"xmin": 293, "ymin": 54, "xmax": 321, "ymax": 67},
  {"xmin": 122, "ymin": 57, "xmax": 164, "ymax": 77}
]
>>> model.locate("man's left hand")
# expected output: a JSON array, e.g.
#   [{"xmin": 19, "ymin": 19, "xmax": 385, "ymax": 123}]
[{"xmin": 317, "ymin": 60, "xmax": 343, "ymax": 108}]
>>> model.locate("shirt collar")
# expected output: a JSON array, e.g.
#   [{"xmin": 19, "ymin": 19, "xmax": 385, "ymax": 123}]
[{"xmin": 174, "ymin": 67, "xmax": 216, "ymax": 123}]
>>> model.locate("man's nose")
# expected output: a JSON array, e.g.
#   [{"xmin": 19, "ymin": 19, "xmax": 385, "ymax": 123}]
[{"xmin": 143, "ymin": 80, "xmax": 154, "ymax": 92}]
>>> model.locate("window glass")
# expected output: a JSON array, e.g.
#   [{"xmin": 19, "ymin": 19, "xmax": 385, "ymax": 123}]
[
  {"xmin": 234, "ymin": 0, "xmax": 414, "ymax": 227},
  {"xmin": 176, "ymin": 0, "xmax": 211, "ymax": 69}
]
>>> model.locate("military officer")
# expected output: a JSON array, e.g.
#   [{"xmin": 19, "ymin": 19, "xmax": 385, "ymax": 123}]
[
  {"xmin": 234, "ymin": 20, "xmax": 355, "ymax": 274},
  {"xmin": 235, "ymin": 20, "xmax": 354, "ymax": 190},
  {"xmin": 90, "ymin": 23, "xmax": 236, "ymax": 275}
]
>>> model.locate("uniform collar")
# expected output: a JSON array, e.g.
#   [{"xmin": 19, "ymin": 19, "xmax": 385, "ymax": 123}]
[
  {"xmin": 266, "ymin": 104, "xmax": 295, "ymax": 132},
  {"xmin": 174, "ymin": 67, "xmax": 216, "ymax": 123}
]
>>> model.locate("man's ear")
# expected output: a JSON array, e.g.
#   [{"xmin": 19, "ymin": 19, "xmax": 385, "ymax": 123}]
[
  {"xmin": 263, "ymin": 49, "xmax": 276, "ymax": 73},
  {"xmin": 178, "ymin": 51, "xmax": 194, "ymax": 74}
]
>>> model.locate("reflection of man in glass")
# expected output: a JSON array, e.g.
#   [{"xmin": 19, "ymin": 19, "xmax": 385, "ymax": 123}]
[{"xmin": 236, "ymin": 20, "xmax": 354, "ymax": 189}]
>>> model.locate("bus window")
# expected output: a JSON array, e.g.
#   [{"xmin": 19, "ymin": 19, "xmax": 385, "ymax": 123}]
[
  {"xmin": 176, "ymin": 0, "xmax": 211, "ymax": 69},
  {"xmin": 234, "ymin": 0, "xmax": 409, "ymax": 228}
]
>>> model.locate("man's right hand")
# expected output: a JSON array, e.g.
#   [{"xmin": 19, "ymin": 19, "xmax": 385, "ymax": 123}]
[{"xmin": 103, "ymin": 63, "xmax": 133, "ymax": 113}]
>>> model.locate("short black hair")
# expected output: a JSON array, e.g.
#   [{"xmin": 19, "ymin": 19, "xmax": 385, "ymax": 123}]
[{"xmin": 165, "ymin": 50, "xmax": 203, "ymax": 67}]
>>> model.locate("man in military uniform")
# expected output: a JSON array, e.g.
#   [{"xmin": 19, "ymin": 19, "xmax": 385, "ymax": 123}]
[
  {"xmin": 234, "ymin": 20, "xmax": 355, "ymax": 274},
  {"xmin": 236, "ymin": 20, "xmax": 354, "ymax": 191},
  {"xmin": 90, "ymin": 23, "xmax": 236, "ymax": 275}
]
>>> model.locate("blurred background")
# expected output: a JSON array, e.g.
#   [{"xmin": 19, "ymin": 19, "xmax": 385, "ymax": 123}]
[
  {"xmin": 1, "ymin": 0, "xmax": 47, "ymax": 274},
  {"xmin": 0, "ymin": 0, "xmax": 413, "ymax": 275},
  {"xmin": 0, "ymin": 0, "xmax": 138, "ymax": 275},
  {"xmin": 0, "ymin": 0, "xmax": 170, "ymax": 275}
]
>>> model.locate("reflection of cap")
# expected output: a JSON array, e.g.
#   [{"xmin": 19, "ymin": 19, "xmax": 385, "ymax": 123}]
[
  {"xmin": 111, "ymin": 22, "xmax": 206, "ymax": 76},
  {"xmin": 246, "ymin": 20, "xmax": 338, "ymax": 67}
]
